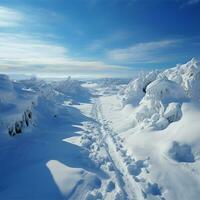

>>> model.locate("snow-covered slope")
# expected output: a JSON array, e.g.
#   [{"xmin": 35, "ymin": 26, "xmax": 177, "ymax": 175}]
[
  {"xmin": 0, "ymin": 74, "xmax": 37, "ymax": 136},
  {"xmin": 163, "ymin": 58, "xmax": 200, "ymax": 100},
  {"xmin": 0, "ymin": 58, "xmax": 200, "ymax": 200},
  {"xmin": 53, "ymin": 77, "xmax": 91, "ymax": 103},
  {"xmin": 0, "ymin": 75, "xmax": 90, "ymax": 136},
  {"xmin": 119, "ymin": 58, "xmax": 199, "ymax": 130},
  {"xmin": 99, "ymin": 58, "xmax": 200, "ymax": 200},
  {"xmin": 0, "ymin": 75, "xmax": 100, "ymax": 200},
  {"xmin": 119, "ymin": 71, "xmax": 160, "ymax": 106}
]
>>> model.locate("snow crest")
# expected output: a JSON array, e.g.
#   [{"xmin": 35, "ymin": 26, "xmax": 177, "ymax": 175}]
[
  {"xmin": 119, "ymin": 58, "xmax": 199, "ymax": 130},
  {"xmin": 0, "ymin": 75, "xmax": 90, "ymax": 136}
]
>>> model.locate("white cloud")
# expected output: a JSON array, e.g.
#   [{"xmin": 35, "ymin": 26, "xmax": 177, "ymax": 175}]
[
  {"xmin": 107, "ymin": 40, "xmax": 179, "ymax": 64},
  {"xmin": 0, "ymin": 6, "xmax": 132, "ymax": 77},
  {"xmin": 0, "ymin": 33, "xmax": 129, "ymax": 76},
  {"xmin": 0, "ymin": 6, "xmax": 23, "ymax": 27}
]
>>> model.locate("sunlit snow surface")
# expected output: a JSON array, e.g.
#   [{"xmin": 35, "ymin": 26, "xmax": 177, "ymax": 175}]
[{"xmin": 0, "ymin": 59, "xmax": 200, "ymax": 200}]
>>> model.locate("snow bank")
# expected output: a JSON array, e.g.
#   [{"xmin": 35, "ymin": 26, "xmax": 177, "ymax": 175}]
[
  {"xmin": 119, "ymin": 58, "xmax": 199, "ymax": 130},
  {"xmin": 0, "ymin": 75, "xmax": 91, "ymax": 136},
  {"xmin": 101, "ymin": 58, "xmax": 200, "ymax": 200},
  {"xmin": 119, "ymin": 71, "xmax": 159, "ymax": 106},
  {"xmin": 54, "ymin": 76, "xmax": 90, "ymax": 103},
  {"xmin": 144, "ymin": 75, "xmax": 186, "ymax": 103},
  {"xmin": 163, "ymin": 58, "xmax": 200, "ymax": 100},
  {"xmin": 0, "ymin": 74, "xmax": 37, "ymax": 136}
]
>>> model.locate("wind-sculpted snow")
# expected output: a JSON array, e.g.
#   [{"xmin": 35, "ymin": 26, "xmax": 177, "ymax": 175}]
[
  {"xmin": 119, "ymin": 71, "xmax": 159, "ymax": 106},
  {"xmin": 53, "ymin": 76, "xmax": 91, "ymax": 103},
  {"xmin": 163, "ymin": 58, "xmax": 200, "ymax": 100},
  {"xmin": 96, "ymin": 58, "xmax": 200, "ymax": 200},
  {"xmin": 0, "ymin": 75, "xmax": 91, "ymax": 136},
  {"xmin": 144, "ymin": 75, "xmax": 186, "ymax": 103},
  {"xmin": 119, "ymin": 58, "xmax": 199, "ymax": 130},
  {"xmin": 0, "ymin": 66, "xmax": 200, "ymax": 200},
  {"xmin": 135, "ymin": 76, "xmax": 186, "ymax": 130},
  {"xmin": 0, "ymin": 74, "xmax": 37, "ymax": 136},
  {"xmin": 99, "ymin": 83, "xmax": 200, "ymax": 200}
]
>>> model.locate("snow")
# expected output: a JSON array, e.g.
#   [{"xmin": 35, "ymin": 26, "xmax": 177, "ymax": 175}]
[
  {"xmin": 119, "ymin": 71, "xmax": 159, "ymax": 106},
  {"xmin": 98, "ymin": 59, "xmax": 200, "ymax": 200},
  {"xmin": 168, "ymin": 141, "xmax": 195, "ymax": 163},
  {"xmin": 0, "ymin": 74, "xmax": 37, "ymax": 136},
  {"xmin": 163, "ymin": 102, "xmax": 182, "ymax": 123},
  {"xmin": 163, "ymin": 58, "xmax": 200, "ymax": 101},
  {"xmin": 144, "ymin": 75, "xmax": 186, "ymax": 103},
  {"xmin": 0, "ymin": 58, "xmax": 200, "ymax": 200}
]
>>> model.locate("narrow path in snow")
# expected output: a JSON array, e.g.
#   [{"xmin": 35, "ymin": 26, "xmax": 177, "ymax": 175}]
[{"xmin": 87, "ymin": 97, "xmax": 143, "ymax": 200}]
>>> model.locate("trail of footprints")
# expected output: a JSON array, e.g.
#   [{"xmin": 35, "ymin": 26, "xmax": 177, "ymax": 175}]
[
  {"xmin": 80, "ymin": 118, "xmax": 166, "ymax": 200},
  {"xmin": 80, "ymin": 121, "xmax": 125, "ymax": 200},
  {"xmin": 104, "ymin": 120, "xmax": 166, "ymax": 200}
]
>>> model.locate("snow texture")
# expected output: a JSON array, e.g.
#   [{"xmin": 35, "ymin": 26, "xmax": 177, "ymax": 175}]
[{"xmin": 0, "ymin": 58, "xmax": 200, "ymax": 200}]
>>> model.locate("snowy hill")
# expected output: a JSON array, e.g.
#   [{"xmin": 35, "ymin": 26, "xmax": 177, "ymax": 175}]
[
  {"xmin": 119, "ymin": 58, "xmax": 199, "ymax": 130},
  {"xmin": 0, "ymin": 74, "xmax": 37, "ymax": 136},
  {"xmin": 100, "ymin": 58, "xmax": 200, "ymax": 199},
  {"xmin": 0, "ymin": 75, "xmax": 90, "ymax": 136}
]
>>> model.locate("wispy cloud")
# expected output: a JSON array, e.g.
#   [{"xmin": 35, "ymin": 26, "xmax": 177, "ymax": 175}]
[
  {"xmin": 0, "ymin": 6, "xmax": 131, "ymax": 77},
  {"xmin": 0, "ymin": 6, "xmax": 23, "ymax": 27},
  {"xmin": 107, "ymin": 40, "xmax": 180, "ymax": 64},
  {"xmin": 0, "ymin": 33, "xmax": 128, "ymax": 76}
]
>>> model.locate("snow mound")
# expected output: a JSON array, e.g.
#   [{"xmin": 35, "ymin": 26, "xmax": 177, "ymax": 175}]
[
  {"xmin": 0, "ymin": 75, "xmax": 91, "ymax": 136},
  {"xmin": 135, "ymin": 77, "xmax": 184, "ymax": 129},
  {"xmin": 54, "ymin": 76, "xmax": 90, "ymax": 103},
  {"xmin": 144, "ymin": 75, "xmax": 186, "ymax": 103},
  {"xmin": 119, "ymin": 71, "xmax": 159, "ymax": 106},
  {"xmin": 164, "ymin": 102, "xmax": 182, "ymax": 123},
  {"xmin": 119, "ymin": 58, "xmax": 200, "ymax": 130}
]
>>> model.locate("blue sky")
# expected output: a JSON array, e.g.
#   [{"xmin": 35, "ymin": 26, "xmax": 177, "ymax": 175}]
[{"xmin": 0, "ymin": 0, "xmax": 200, "ymax": 77}]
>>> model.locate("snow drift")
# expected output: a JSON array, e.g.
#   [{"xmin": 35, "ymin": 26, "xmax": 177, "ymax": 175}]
[
  {"xmin": 0, "ymin": 74, "xmax": 37, "ymax": 136},
  {"xmin": 104, "ymin": 58, "xmax": 200, "ymax": 200},
  {"xmin": 119, "ymin": 58, "xmax": 199, "ymax": 130},
  {"xmin": 0, "ymin": 75, "xmax": 90, "ymax": 136}
]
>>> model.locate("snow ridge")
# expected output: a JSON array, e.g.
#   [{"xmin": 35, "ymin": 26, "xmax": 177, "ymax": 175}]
[{"xmin": 119, "ymin": 58, "xmax": 200, "ymax": 130}]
